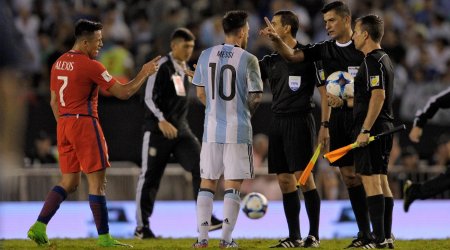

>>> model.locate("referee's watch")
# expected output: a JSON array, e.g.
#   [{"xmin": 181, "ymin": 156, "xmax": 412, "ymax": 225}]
[
  {"xmin": 360, "ymin": 128, "xmax": 370, "ymax": 134},
  {"xmin": 321, "ymin": 121, "xmax": 329, "ymax": 128}
]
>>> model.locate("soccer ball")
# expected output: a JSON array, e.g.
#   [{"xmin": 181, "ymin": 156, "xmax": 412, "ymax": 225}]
[
  {"xmin": 326, "ymin": 71, "xmax": 354, "ymax": 99},
  {"xmin": 241, "ymin": 192, "xmax": 268, "ymax": 219}
]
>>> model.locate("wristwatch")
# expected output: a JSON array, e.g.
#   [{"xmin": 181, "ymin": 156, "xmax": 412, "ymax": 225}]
[
  {"xmin": 360, "ymin": 128, "xmax": 370, "ymax": 134},
  {"xmin": 321, "ymin": 121, "xmax": 329, "ymax": 128}
]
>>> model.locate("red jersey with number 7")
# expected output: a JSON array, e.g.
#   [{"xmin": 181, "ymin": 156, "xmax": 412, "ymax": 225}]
[{"xmin": 50, "ymin": 50, "xmax": 116, "ymax": 118}]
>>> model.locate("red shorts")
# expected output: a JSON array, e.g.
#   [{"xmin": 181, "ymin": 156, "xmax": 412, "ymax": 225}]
[{"xmin": 57, "ymin": 116, "xmax": 110, "ymax": 174}]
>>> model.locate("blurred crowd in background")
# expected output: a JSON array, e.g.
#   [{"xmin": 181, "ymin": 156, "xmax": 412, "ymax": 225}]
[{"xmin": 6, "ymin": 0, "xmax": 450, "ymax": 200}]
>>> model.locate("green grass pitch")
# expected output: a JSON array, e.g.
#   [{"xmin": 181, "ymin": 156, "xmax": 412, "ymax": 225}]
[{"xmin": 2, "ymin": 238, "xmax": 450, "ymax": 249}]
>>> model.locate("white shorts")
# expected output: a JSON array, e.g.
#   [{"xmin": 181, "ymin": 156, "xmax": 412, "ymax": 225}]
[{"xmin": 200, "ymin": 142, "xmax": 254, "ymax": 180}]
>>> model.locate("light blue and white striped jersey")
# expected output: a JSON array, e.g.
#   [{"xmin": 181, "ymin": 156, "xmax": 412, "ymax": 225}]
[{"xmin": 192, "ymin": 44, "xmax": 263, "ymax": 144}]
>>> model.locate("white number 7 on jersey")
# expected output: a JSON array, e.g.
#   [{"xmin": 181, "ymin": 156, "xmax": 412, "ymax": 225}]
[{"xmin": 57, "ymin": 76, "xmax": 68, "ymax": 106}]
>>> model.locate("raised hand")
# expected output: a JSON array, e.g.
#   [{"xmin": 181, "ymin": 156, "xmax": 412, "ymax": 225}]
[
  {"xmin": 143, "ymin": 55, "xmax": 161, "ymax": 76},
  {"xmin": 259, "ymin": 17, "xmax": 281, "ymax": 42}
]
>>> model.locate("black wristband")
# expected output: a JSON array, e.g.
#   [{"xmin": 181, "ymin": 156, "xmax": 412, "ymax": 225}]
[
  {"xmin": 321, "ymin": 121, "xmax": 329, "ymax": 128},
  {"xmin": 360, "ymin": 128, "xmax": 370, "ymax": 134}
]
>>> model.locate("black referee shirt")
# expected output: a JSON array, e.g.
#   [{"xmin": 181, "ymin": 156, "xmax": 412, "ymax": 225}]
[
  {"xmin": 302, "ymin": 40, "xmax": 364, "ymax": 87},
  {"xmin": 259, "ymin": 42, "xmax": 323, "ymax": 115},
  {"xmin": 353, "ymin": 49, "xmax": 394, "ymax": 123},
  {"xmin": 142, "ymin": 54, "xmax": 191, "ymax": 134}
]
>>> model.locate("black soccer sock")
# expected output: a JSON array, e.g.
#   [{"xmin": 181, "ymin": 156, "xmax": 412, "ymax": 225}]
[
  {"xmin": 367, "ymin": 194, "xmax": 385, "ymax": 243},
  {"xmin": 348, "ymin": 185, "xmax": 371, "ymax": 237},
  {"xmin": 384, "ymin": 196, "xmax": 394, "ymax": 239},
  {"xmin": 282, "ymin": 190, "xmax": 301, "ymax": 240},
  {"xmin": 303, "ymin": 189, "xmax": 320, "ymax": 239}
]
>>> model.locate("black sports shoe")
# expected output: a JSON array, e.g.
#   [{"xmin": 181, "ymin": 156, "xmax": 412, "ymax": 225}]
[
  {"xmin": 386, "ymin": 233, "xmax": 395, "ymax": 249},
  {"xmin": 269, "ymin": 238, "xmax": 304, "ymax": 248},
  {"xmin": 134, "ymin": 226, "xmax": 156, "ymax": 239},
  {"xmin": 345, "ymin": 232, "xmax": 372, "ymax": 248},
  {"xmin": 303, "ymin": 235, "xmax": 320, "ymax": 248},
  {"xmin": 361, "ymin": 239, "xmax": 388, "ymax": 249},
  {"xmin": 403, "ymin": 180, "xmax": 416, "ymax": 212},
  {"xmin": 209, "ymin": 215, "xmax": 223, "ymax": 232}
]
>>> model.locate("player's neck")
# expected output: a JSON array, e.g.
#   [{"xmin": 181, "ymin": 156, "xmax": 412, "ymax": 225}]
[
  {"xmin": 224, "ymin": 36, "xmax": 242, "ymax": 47},
  {"xmin": 361, "ymin": 42, "xmax": 381, "ymax": 56},
  {"xmin": 336, "ymin": 29, "xmax": 353, "ymax": 44},
  {"xmin": 72, "ymin": 44, "xmax": 88, "ymax": 55},
  {"xmin": 171, "ymin": 52, "xmax": 185, "ymax": 64},
  {"xmin": 283, "ymin": 36, "xmax": 297, "ymax": 48}
]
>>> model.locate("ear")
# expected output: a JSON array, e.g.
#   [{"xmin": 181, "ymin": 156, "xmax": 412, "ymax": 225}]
[
  {"xmin": 284, "ymin": 25, "xmax": 291, "ymax": 35},
  {"xmin": 363, "ymin": 30, "xmax": 369, "ymax": 41},
  {"xmin": 239, "ymin": 27, "xmax": 245, "ymax": 38}
]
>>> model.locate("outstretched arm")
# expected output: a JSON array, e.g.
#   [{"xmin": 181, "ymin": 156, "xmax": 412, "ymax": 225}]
[
  {"xmin": 410, "ymin": 86, "xmax": 450, "ymax": 143},
  {"xmin": 108, "ymin": 55, "xmax": 161, "ymax": 100},
  {"xmin": 259, "ymin": 17, "xmax": 305, "ymax": 62}
]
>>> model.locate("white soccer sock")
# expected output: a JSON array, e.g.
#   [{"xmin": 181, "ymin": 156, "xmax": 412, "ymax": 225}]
[
  {"xmin": 197, "ymin": 190, "xmax": 214, "ymax": 241},
  {"xmin": 222, "ymin": 189, "xmax": 241, "ymax": 243}
]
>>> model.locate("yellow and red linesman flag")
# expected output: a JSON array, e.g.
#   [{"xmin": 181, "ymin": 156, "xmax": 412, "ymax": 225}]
[
  {"xmin": 323, "ymin": 137, "xmax": 376, "ymax": 163},
  {"xmin": 298, "ymin": 143, "xmax": 322, "ymax": 186}
]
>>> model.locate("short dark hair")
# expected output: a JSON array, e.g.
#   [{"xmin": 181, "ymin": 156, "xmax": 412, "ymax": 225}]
[
  {"xmin": 74, "ymin": 19, "xmax": 103, "ymax": 39},
  {"xmin": 356, "ymin": 14, "xmax": 384, "ymax": 43},
  {"xmin": 222, "ymin": 10, "xmax": 248, "ymax": 35},
  {"xmin": 171, "ymin": 28, "xmax": 195, "ymax": 42},
  {"xmin": 321, "ymin": 1, "xmax": 351, "ymax": 17},
  {"xmin": 274, "ymin": 10, "xmax": 299, "ymax": 37}
]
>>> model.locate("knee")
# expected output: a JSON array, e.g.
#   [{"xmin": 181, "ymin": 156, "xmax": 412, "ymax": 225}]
[
  {"xmin": 90, "ymin": 180, "xmax": 107, "ymax": 195},
  {"xmin": 277, "ymin": 177, "xmax": 296, "ymax": 193},
  {"xmin": 59, "ymin": 180, "xmax": 80, "ymax": 194},
  {"xmin": 342, "ymin": 174, "xmax": 361, "ymax": 188}
]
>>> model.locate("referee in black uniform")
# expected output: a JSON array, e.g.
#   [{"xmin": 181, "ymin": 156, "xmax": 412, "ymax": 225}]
[
  {"xmin": 134, "ymin": 28, "xmax": 221, "ymax": 239},
  {"xmin": 404, "ymin": 86, "xmax": 450, "ymax": 212},
  {"xmin": 260, "ymin": 11, "xmax": 327, "ymax": 248},
  {"xmin": 261, "ymin": 2, "xmax": 375, "ymax": 247},
  {"xmin": 352, "ymin": 14, "xmax": 395, "ymax": 248}
]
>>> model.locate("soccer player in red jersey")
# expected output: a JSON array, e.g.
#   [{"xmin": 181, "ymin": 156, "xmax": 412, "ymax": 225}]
[{"xmin": 27, "ymin": 19, "xmax": 160, "ymax": 247}]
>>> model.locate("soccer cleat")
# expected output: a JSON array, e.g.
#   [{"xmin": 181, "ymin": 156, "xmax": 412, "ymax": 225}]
[
  {"xmin": 97, "ymin": 233, "xmax": 133, "ymax": 247},
  {"xmin": 209, "ymin": 215, "xmax": 223, "ymax": 232},
  {"xmin": 386, "ymin": 233, "xmax": 395, "ymax": 249},
  {"xmin": 27, "ymin": 221, "xmax": 50, "ymax": 246},
  {"xmin": 403, "ymin": 180, "xmax": 415, "ymax": 212},
  {"xmin": 269, "ymin": 238, "xmax": 304, "ymax": 248},
  {"xmin": 134, "ymin": 226, "xmax": 156, "ymax": 239},
  {"xmin": 192, "ymin": 239, "xmax": 208, "ymax": 248},
  {"xmin": 345, "ymin": 232, "xmax": 372, "ymax": 248},
  {"xmin": 361, "ymin": 239, "xmax": 388, "ymax": 249},
  {"xmin": 219, "ymin": 239, "xmax": 239, "ymax": 248},
  {"xmin": 303, "ymin": 235, "xmax": 320, "ymax": 248}
]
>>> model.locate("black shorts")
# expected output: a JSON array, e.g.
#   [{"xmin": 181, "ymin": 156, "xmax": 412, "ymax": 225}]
[
  {"xmin": 268, "ymin": 113, "xmax": 315, "ymax": 174},
  {"xmin": 353, "ymin": 122, "xmax": 393, "ymax": 175},
  {"xmin": 329, "ymin": 107, "xmax": 354, "ymax": 167}
]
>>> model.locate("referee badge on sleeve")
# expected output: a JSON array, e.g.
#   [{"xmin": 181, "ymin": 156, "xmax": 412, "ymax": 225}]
[
  {"xmin": 319, "ymin": 69, "xmax": 325, "ymax": 81},
  {"xmin": 370, "ymin": 75, "xmax": 380, "ymax": 87},
  {"xmin": 289, "ymin": 76, "xmax": 301, "ymax": 91}
]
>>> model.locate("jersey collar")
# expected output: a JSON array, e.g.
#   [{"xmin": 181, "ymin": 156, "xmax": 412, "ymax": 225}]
[{"xmin": 335, "ymin": 40, "xmax": 353, "ymax": 47}]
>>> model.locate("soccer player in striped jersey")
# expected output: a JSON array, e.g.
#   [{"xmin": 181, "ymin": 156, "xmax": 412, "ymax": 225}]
[
  {"xmin": 27, "ymin": 19, "xmax": 160, "ymax": 247},
  {"xmin": 191, "ymin": 10, "xmax": 263, "ymax": 248}
]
